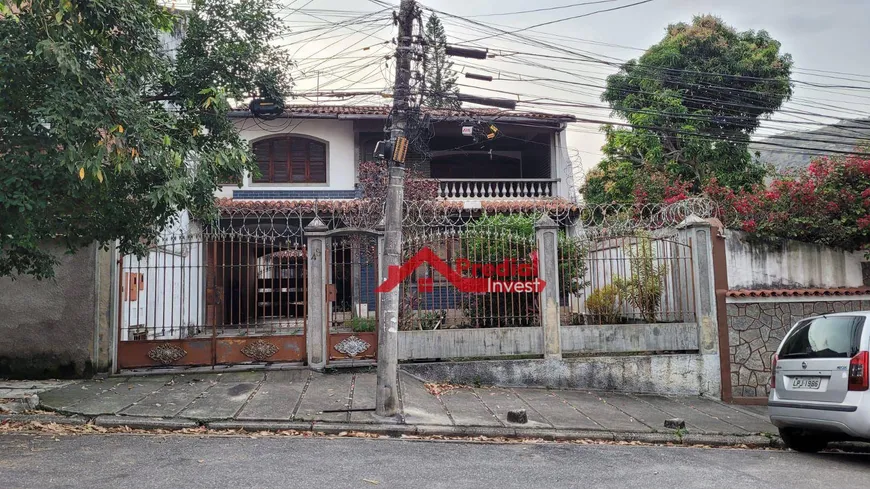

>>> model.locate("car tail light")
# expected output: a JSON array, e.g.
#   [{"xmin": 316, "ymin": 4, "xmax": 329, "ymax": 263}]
[
  {"xmin": 848, "ymin": 351, "xmax": 869, "ymax": 391},
  {"xmin": 770, "ymin": 354, "xmax": 778, "ymax": 389}
]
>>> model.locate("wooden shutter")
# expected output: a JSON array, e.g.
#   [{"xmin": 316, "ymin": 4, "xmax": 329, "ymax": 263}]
[
  {"xmin": 272, "ymin": 138, "xmax": 290, "ymax": 182},
  {"xmin": 289, "ymin": 138, "xmax": 308, "ymax": 183},
  {"xmin": 252, "ymin": 140, "xmax": 272, "ymax": 183},
  {"xmin": 309, "ymin": 141, "xmax": 327, "ymax": 183}
]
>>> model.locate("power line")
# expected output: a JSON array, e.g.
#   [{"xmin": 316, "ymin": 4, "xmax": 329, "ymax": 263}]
[
  {"xmin": 458, "ymin": 0, "xmax": 657, "ymax": 44},
  {"xmin": 467, "ymin": 0, "xmax": 621, "ymax": 18}
]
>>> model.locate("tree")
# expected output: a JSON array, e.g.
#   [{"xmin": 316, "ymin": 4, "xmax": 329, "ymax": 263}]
[
  {"xmin": 0, "ymin": 0, "xmax": 291, "ymax": 279},
  {"xmin": 423, "ymin": 13, "xmax": 460, "ymax": 110},
  {"xmin": 583, "ymin": 15, "xmax": 792, "ymax": 205}
]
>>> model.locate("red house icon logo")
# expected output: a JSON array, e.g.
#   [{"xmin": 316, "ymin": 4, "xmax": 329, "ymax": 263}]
[{"xmin": 375, "ymin": 247, "xmax": 546, "ymax": 294}]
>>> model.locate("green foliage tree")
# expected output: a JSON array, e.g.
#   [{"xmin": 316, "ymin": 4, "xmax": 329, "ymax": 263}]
[
  {"xmin": 583, "ymin": 15, "xmax": 792, "ymax": 204},
  {"xmin": 423, "ymin": 13, "xmax": 460, "ymax": 110},
  {"xmin": 0, "ymin": 0, "xmax": 291, "ymax": 279}
]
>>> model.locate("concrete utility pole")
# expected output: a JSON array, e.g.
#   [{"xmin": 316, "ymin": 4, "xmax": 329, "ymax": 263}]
[{"xmin": 376, "ymin": 0, "xmax": 415, "ymax": 418}]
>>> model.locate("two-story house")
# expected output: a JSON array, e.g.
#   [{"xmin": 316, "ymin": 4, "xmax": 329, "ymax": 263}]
[
  {"xmin": 114, "ymin": 104, "xmax": 579, "ymax": 369},
  {"xmin": 217, "ymin": 104, "xmax": 576, "ymax": 202}
]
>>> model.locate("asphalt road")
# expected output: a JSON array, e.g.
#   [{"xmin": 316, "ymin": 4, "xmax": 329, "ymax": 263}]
[{"xmin": 1, "ymin": 434, "xmax": 868, "ymax": 489}]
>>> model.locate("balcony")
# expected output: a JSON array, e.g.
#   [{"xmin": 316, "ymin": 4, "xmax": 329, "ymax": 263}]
[{"xmin": 437, "ymin": 179, "xmax": 558, "ymax": 200}]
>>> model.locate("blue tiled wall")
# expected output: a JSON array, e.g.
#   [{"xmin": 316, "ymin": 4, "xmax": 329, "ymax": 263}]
[
  {"xmin": 412, "ymin": 283, "xmax": 461, "ymax": 310},
  {"xmin": 360, "ymin": 257, "xmax": 378, "ymax": 310},
  {"xmin": 358, "ymin": 266, "xmax": 461, "ymax": 311},
  {"xmin": 233, "ymin": 189, "xmax": 360, "ymax": 199}
]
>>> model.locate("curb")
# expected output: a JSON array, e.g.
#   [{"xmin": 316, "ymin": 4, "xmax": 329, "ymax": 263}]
[
  {"xmin": 208, "ymin": 420, "xmax": 314, "ymax": 431},
  {"xmin": 0, "ymin": 414, "xmax": 90, "ymax": 426},
  {"xmin": 94, "ymin": 415, "xmax": 199, "ymax": 430},
  {"xmin": 4, "ymin": 412, "xmax": 782, "ymax": 448}
]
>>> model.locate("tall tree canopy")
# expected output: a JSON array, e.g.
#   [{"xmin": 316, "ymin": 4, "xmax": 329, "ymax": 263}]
[
  {"xmin": 583, "ymin": 15, "xmax": 793, "ymax": 205},
  {"xmin": 0, "ymin": 0, "xmax": 291, "ymax": 278},
  {"xmin": 423, "ymin": 13, "xmax": 460, "ymax": 110}
]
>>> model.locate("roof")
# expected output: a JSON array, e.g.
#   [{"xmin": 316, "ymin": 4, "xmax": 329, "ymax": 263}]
[
  {"xmin": 726, "ymin": 287, "xmax": 870, "ymax": 298},
  {"xmin": 216, "ymin": 198, "xmax": 579, "ymax": 214},
  {"xmin": 228, "ymin": 104, "xmax": 575, "ymax": 124}
]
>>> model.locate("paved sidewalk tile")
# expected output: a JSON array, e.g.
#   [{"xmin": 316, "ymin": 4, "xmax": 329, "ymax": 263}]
[
  {"xmin": 512, "ymin": 388, "xmax": 602, "ymax": 430},
  {"xmin": 236, "ymin": 370, "xmax": 308, "ymax": 421},
  {"xmin": 595, "ymin": 392, "xmax": 671, "ymax": 431},
  {"xmin": 733, "ymin": 405, "xmax": 769, "ymax": 418},
  {"xmin": 26, "ymin": 366, "xmax": 777, "ymax": 440},
  {"xmin": 39, "ymin": 380, "xmax": 128, "ymax": 411},
  {"xmin": 631, "ymin": 395, "xmax": 749, "ymax": 434},
  {"xmin": 179, "ymin": 380, "xmax": 259, "ymax": 420},
  {"xmin": 556, "ymin": 390, "xmax": 651, "ymax": 432},
  {"xmin": 72, "ymin": 378, "xmax": 171, "ymax": 416},
  {"xmin": 475, "ymin": 387, "xmax": 550, "ymax": 427},
  {"xmin": 399, "ymin": 373, "xmax": 452, "ymax": 426},
  {"xmin": 438, "ymin": 388, "xmax": 502, "ymax": 427},
  {"xmin": 349, "ymin": 373, "xmax": 378, "ymax": 423},
  {"xmin": 214, "ymin": 371, "xmax": 266, "ymax": 383},
  {"xmin": 295, "ymin": 372, "xmax": 353, "ymax": 422},
  {"xmin": 121, "ymin": 378, "xmax": 213, "ymax": 418},
  {"xmin": 671, "ymin": 397, "xmax": 776, "ymax": 434}
]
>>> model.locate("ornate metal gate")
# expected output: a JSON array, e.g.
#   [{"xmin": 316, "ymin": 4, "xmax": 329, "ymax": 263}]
[
  {"xmin": 116, "ymin": 224, "xmax": 307, "ymax": 369},
  {"xmin": 325, "ymin": 234, "xmax": 379, "ymax": 362}
]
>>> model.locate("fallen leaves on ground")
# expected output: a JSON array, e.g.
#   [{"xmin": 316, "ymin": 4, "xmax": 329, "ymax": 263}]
[{"xmin": 424, "ymin": 382, "xmax": 469, "ymax": 396}]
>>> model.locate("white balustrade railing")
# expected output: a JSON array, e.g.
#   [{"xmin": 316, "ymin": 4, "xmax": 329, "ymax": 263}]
[{"xmin": 437, "ymin": 179, "xmax": 558, "ymax": 199}]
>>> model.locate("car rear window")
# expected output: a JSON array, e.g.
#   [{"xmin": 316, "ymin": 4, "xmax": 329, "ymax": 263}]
[{"xmin": 779, "ymin": 316, "xmax": 865, "ymax": 359}]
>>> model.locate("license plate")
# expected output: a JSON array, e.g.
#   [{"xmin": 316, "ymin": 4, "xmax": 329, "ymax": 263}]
[{"xmin": 791, "ymin": 377, "xmax": 821, "ymax": 389}]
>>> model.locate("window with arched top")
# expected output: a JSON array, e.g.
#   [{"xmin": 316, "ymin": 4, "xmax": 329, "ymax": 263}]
[{"xmin": 252, "ymin": 136, "xmax": 327, "ymax": 184}]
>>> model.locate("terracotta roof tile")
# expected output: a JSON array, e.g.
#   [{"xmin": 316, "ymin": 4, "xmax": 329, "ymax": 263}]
[
  {"xmin": 216, "ymin": 197, "xmax": 579, "ymax": 213},
  {"xmin": 726, "ymin": 287, "xmax": 870, "ymax": 298},
  {"xmin": 229, "ymin": 104, "xmax": 575, "ymax": 122}
]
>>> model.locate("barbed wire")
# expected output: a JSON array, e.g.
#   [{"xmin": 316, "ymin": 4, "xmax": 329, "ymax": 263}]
[
  {"xmin": 188, "ymin": 197, "xmax": 719, "ymax": 239},
  {"xmin": 139, "ymin": 198, "xmax": 719, "ymax": 259}
]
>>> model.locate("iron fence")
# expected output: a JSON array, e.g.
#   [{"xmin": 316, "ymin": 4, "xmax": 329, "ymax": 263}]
[
  {"xmin": 399, "ymin": 228, "xmax": 540, "ymax": 330},
  {"xmin": 559, "ymin": 232, "xmax": 695, "ymax": 325}
]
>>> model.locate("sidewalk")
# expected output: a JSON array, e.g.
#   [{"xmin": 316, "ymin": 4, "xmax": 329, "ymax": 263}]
[{"xmin": 8, "ymin": 370, "xmax": 777, "ymax": 445}]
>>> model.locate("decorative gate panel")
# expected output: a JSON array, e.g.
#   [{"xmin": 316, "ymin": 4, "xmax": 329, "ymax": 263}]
[
  {"xmin": 326, "ymin": 234, "xmax": 378, "ymax": 362},
  {"xmin": 117, "ymin": 224, "xmax": 307, "ymax": 369}
]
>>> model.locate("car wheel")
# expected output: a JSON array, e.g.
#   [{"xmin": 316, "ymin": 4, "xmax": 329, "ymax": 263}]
[{"xmin": 779, "ymin": 428, "xmax": 829, "ymax": 453}]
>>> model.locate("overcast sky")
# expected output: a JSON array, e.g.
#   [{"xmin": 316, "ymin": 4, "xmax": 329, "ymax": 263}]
[{"xmin": 276, "ymin": 0, "xmax": 870, "ymax": 173}]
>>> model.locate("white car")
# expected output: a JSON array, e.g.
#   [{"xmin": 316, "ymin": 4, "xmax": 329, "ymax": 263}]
[{"xmin": 768, "ymin": 312, "xmax": 870, "ymax": 452}]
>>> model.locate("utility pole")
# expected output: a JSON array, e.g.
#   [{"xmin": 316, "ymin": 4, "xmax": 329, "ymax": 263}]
[
  {"xmin": 375, "ymin": 0, "xmax": 509, "ymax": 417},
  {"xmin": 376, "ymin": 0, "xmax": 416, "ymax": 418}
]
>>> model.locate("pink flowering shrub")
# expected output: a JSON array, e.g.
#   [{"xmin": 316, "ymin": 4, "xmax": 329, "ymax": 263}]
[{"xmin": 704, "ymin": 154, "xmax": 870, "ymax": 252}]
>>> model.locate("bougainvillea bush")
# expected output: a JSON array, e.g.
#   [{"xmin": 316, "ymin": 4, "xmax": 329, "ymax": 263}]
[{"xmin": 705, "ymin": 154, "xmax": 870, "ymax": 252}]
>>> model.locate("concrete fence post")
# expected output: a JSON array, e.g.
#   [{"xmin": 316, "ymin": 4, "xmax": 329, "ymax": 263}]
[
  {"xmin": 304, "ymin": 217, "xmax": 329, "ymax": 371},
  {"xmin": 535, "ymin": 215, "xmax": 562, "ymax": 360},
  {"xmin": 677, "ymin": 214, "xmax": 721, "ymax": 398}
]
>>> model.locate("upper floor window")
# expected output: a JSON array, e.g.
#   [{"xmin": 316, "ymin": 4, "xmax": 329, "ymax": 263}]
[{"xmin": 252, "ymin": 137, "xmax": 327, "ymax": 184}]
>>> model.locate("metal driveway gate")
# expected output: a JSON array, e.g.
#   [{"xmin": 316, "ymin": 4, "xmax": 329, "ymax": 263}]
[{"xmin": 116, "ymin": 228, "xmax": 307, "ymax": 369}]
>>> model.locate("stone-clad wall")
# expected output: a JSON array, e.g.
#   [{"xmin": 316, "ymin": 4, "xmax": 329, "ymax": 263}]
[{"xmin": 727, "ymin": 299, "xmax": 870, "ymax": 398}]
